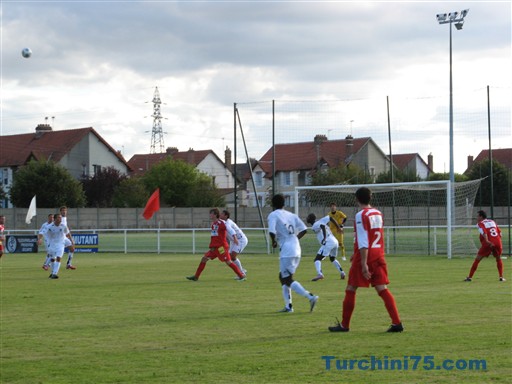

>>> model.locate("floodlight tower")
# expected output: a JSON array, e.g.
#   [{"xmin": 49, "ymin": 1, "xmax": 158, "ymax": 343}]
[
  {"xmin": 436, "ymin": 9, "xmax": 469, "ymax": 244},
  {"xmin": 436, "ymin": 9, "xmax": 469, "ymax": 188},
  {"xmin": 149, "ymin": 86, "xmax": 165, "ymax": 154}
]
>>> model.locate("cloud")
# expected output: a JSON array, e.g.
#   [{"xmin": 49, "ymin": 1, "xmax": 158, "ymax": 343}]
[{"xmin": 1, "ymin": 1, "xmax": 510, "ymax": 173}]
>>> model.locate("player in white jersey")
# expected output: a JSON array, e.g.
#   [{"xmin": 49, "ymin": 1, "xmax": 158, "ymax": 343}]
[
  {"xmin": 267, "ymin": 194, "xmax": 318, "ymax": 313},
  {"xmin": 38, "ymin": 213, "xmax": 75, "ymax": 279},
  {"xmin": 220, "ymin": 210, "xmax": 248, "ymax": 274},
  {"xmin": 60, "ymin": 206, "xmax": 76, "ymax": 270},
  {"xmin": 306, "ymin": 213, "xmax": 346, "ymax": 281},
  {"xmin": 38, "ymin": 214, "xmax": 54, "ymax": 271}
]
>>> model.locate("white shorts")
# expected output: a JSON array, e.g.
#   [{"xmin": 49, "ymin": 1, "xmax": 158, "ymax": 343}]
[
  {"xmin": 317, "ymin": 237, "xmax": 339, "ymax": 258},
  {"xmin": 279, "ymin": 256, "xmax": 301, "ymax": 278},
  {"xmin": 229, "ymin": 238, "xmax": 248, "ymax": 254},
  {"xmin": 48, "ymin": 244, "xmax": 65, "ymax": 259}
]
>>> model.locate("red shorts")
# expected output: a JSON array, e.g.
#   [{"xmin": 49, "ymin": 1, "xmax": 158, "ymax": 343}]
[
  {"xmin": 205, "ymin": 246, "xmax": 231, "ymax": 262},
  {"xmin": 478, "ymin": 243, "xmax": 502, "ymax": 258},
  {"xmin": 348, "ymin": 257, "xmax": 390, "ymax": 288}
]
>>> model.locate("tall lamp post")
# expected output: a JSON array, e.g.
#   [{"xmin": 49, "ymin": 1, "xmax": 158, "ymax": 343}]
[{"xmin": 436, "ymin": 9, "xmax": 469, "ymax": 254}]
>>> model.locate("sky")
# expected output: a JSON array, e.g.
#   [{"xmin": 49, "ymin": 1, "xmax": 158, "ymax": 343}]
[{"xmin": 1, "ymin": 0, "xmax": 511, "ymax": 174}]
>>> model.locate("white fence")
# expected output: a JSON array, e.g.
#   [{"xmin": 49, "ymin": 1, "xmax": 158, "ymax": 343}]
[{"xmin": 5, "ymin": 226, "xmax": 510, "ymax": 257}]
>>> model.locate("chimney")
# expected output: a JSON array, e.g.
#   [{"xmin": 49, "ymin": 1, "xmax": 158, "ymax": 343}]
[
  {"xmin": 35, "ymin": 123, "xmax": 52, "ymax": 138},
  {"xmin": 428, "ymin": 153, "xmax": 434, "ymax": 171},
  {"xmin": 166, "ymin": 147, "xmax": 179, "ymax": 156},
  {"xmin": 467, "ymin": 155, "xmax": 474, "ymax": 169},
  {"xmin": 187, "ymin": 148, "xmax": 195, "ymax": 164},
  {"xmin": 345, "ymin": 134, "xmax": 354, "ymax": 158},
  {"xmin": 224, "ymin": 146, "xmax": 232, "ymax": 169},
  {"xmin": 314, "ymin": 135, "xmax": 327, "ymax": 167}
]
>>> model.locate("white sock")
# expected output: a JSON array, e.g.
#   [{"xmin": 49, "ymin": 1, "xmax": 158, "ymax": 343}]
[
  {"xmin": 291, "ymin": 281, "xmax": 310, "ymax": 299},
  {"xmin": 314, "ymin": 260, "xmax": 323, "ymax": 275},
  {"xmin": 332, "ymin": 259, "xmax": 343, "ymax": 273},
  {"xmin": 52, "ymin": 261, "xmax": 61, "ymax": 275},
  {"xmin": 44, "ymin": 255, "xmax": 51, "ymax": 266},
  {"xmin": 67, "ymin": 253, "xmax": 73, "ymax": 265},
  {"xmin": 233, "ymin": 258, "xmax": 243, "ymax": 271},
  {"xmin": 282, "ymin": 285, "xmax": 292, "ymax": 309}
]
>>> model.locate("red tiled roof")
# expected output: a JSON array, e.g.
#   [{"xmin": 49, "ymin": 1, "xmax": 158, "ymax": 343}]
[
  {"xmin": 127, "ymin": 149, "xmax": 213, "ymax": 176},
  {"xmin": 473, "ymin": 148, "xmax": 512, "ymax": 170},
  {"xmin": 258, "ymin": 137, "xmax": 371, "ymax": 175},
  {"xmin": 390, "ymin": 153, "xmax": 416, "ymax": 170},
  {"xmin": 0, "ymin": 127, "xmax": 130, "ymax": 169}
]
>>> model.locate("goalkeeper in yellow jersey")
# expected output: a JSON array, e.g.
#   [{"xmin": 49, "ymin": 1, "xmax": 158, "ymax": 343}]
[{"xmin": 328, "ymin": 203, "xmax": 347, "ymax": 261}]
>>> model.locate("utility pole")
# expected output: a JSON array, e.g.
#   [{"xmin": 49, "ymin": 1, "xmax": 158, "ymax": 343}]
[{"xmin": 149, "ymin": 87, "xmax": 165, "ymax": 153}]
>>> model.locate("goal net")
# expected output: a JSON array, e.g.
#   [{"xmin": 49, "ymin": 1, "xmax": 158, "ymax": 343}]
[{"xmin": 295, "ymin": 180, "xmax": 482, "ymax": 258}]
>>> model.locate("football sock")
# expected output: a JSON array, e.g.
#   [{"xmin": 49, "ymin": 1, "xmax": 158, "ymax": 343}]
[
  {"xmin": 331, "ymin": 259, "xmax": 343, "ymax": 273},
  {"xmin": 195, "ymin": 261, "xmax": 207, "ymax": 278},
  {"xmin": 282, "ymin": 285, "xmax": 292, "ymax": 309},
  {"xmin": 66, "ymin": 253, "xmax": 73, "ymax": 265},
  {"xmin": 52, "ymin": 261, "xmax": 61, "ymax": 275},
  {"xmin": 44, "ymin": 255, "xmax": 51, "ymax": 266},
  {"xmin": 228, "ymin": 262, "xmax": 244, "ymax": 278},
  {"xmin": 379, "ymin": 289, "xmax": 401, "ymax": 325},
  {"xmin": 496, "ymin": 258, "xmax": 504, "ymax": 277},
  {"xmin": 342, "ymin": 290, "xmax": 356, "ymax": 328},
  {"xmin": 314, "ymin": 260, "xmax": 322, "ymax": 275},
  {"xmin": 233, "ymin": 258, "xmax": 243, "ymax": 272},
  {"xmin": 469, "ymin": 259, "xmax": 481, "ymax": 278},
  {"xmin": 290, "ymin": 281, "xmax": 310, "ymax": 298}
]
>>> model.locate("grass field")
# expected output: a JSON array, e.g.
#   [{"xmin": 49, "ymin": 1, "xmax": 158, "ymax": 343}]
[{"xmin": 1, "ymin": 252, "xmax": 511, "ymax": 383}]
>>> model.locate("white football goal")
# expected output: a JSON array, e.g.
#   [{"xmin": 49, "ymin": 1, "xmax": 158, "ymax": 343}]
[{"xmin": 295, "ymin": 180, "xmax": 482, "ymax": 258}]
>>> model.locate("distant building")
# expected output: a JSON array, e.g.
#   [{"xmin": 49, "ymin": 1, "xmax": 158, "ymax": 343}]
[
  {"xmin": 245, "ymin": 134, "xmax": 392, "ymax": 207},
  {"xmin": 390, "ymin": 153, "xmax": 432, "ymax": 180},
  {"xmin": 466, "ymin": 148, "xmax": 512, "ymax": 173},
  {"xmin": 0, "ymin": 124, "xmax": 131, "ymax": 208},
  {"xmin": 127, "ymin": 146, "xmax": 235, "ymax": 190}
]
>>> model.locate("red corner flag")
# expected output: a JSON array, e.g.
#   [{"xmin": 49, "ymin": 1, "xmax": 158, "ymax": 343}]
[{"xmin": 143, "ymin": 188, "xmax": 160, "ymax": 220}]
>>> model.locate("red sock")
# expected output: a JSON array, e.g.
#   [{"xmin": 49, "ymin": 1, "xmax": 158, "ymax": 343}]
[
  {"xmin": 342, "ymin": 290, "xmax": 356, "ymax": 329},
  {"xmin": 469, "ymin": 259, "xmax": 481, "ymax": 278},
  {"xmin": 496, "ymin": 258, "xmax": 504, "ymax": 277},
  {"xmin": 195, "ymin": 261, "xmax": 207, "ymax": 278},
  {"xmin": 379, "ymin": 289, "xmax": 401, "ymax": 325},
  {"xmin": 228, "ymin": 262, "xmax": 244, "ymax": 278}
]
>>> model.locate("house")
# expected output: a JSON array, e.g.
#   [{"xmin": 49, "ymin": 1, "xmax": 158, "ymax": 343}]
[
  {"xmin": 246, "ymin": 134, "xmax": 392, "ymax": 207},
  {"xmin": 127, "ymin": 146, "xmax": 236, "ymax": 190},
  {"xmin": 390, "ymin": 153, "xmax": 433, "ymax": 180},
  {"xmin": 0, "ymin": 124, "xmax": 132, "ymax": 208},
  {"xmin": 466, "ymin": 148, "xmax": 512, "ymax": 172}
]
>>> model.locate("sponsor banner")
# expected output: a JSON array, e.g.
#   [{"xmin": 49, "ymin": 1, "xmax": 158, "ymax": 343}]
[
  {"xmin": 6, "ymin": 235, "xmax": 38, "ymax": 253},
  {"xmin": 72, "ymin": 234, "xmax": 99, "ymax": 253}
]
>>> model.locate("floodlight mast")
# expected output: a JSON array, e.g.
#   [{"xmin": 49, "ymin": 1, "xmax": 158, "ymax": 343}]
[{"xmin": 436, "ymin": 9, "xmax": 469, "ymax": 245}]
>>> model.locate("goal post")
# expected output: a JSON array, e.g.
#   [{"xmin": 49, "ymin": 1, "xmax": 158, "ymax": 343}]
[{"xmin": 295, "ymin": 180, "xmax": 482, "ymax": 258}]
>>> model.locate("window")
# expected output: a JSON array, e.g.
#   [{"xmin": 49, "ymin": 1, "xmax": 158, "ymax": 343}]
[
  {"xmin": 281, "ymin": 171, "xmax": 292, "ymax": 186},
  {"xmin": 93, "ymin": 164, "xmax": 101, "ymax": 175},
  {"xmin": 254, "ymin": 171, "xmax": 263, "ymax": 187}
]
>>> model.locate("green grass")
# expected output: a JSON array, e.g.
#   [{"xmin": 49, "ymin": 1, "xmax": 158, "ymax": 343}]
[{"xmin": 1, "ymin": 253, "xmax": 511, "ymax": 383}]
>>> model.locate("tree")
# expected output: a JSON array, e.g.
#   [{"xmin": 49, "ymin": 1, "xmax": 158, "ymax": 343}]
[
  {"xmin": 311, "ymin": 164, "xmax": 374, "ymax": 186},
  {"xmin": 9, "ymin": 160, "xmax": 86, "ymax": 207},
  {"xmin": 466, "ymin": 159, "xmax": 511, "ymax": 206},
  {"xmin": 112, "ymin": 177, "xmax": 148, "ymax": 208},
  {"xmin": 0, "ymin": 185, "xmax": 7, "ymax": 204},
  {"xmin": 427, "ymin": 172, "xmax": 468, "ymax": 182},
  {"xmin": 82, "ymin": 166, "xmax": 127, "ymax": 207},
  {"xmin": 142, "ymin": 159, "xmax": 225, "ymax": 207},
  {"xmin": 375, "ymin": 168, "xmax": 420, "ymax": 184}
]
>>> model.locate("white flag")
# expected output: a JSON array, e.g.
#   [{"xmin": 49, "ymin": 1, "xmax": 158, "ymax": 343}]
[{"xmin": 25, "ymin": 195, "xmax": 37, "ymax": 224}]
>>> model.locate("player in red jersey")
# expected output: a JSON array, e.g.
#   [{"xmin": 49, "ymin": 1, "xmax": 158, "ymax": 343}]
[
  {"xmin": 464, "ymin": 210, "xmax": 505, "ymax": 282},
  {"xmin": 329, "ymin": 187, "xmax": 403, "ymax": 333},
  {"xmin": 0, "ymin": 215, "xmax": 5, "ymax": 258},
  {"xmin": 186, "ymin": 208, "xmax": 246, "ymax": 281}
]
